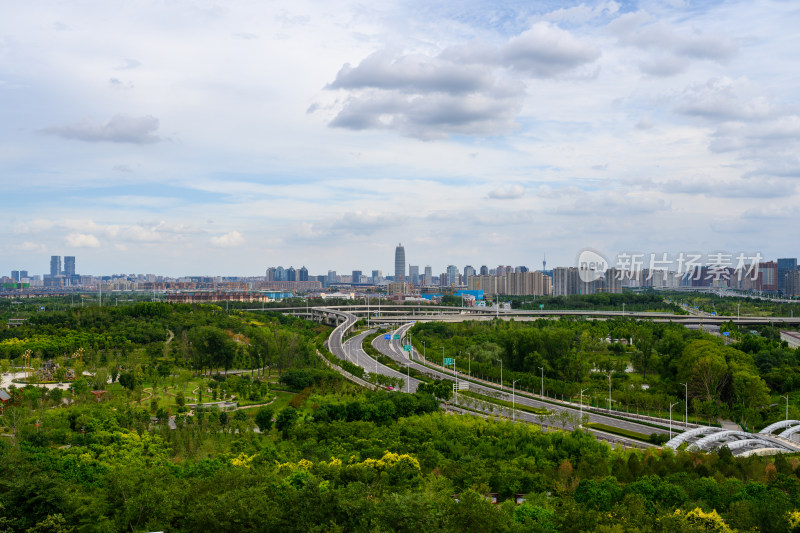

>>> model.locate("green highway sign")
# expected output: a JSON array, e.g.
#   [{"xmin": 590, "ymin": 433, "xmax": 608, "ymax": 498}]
[
  {"xmin": 443, "ymin": 357, "xmax": 454, "ymax": 365},
  {"xmin": 393, "ymin": 334, "xmax": 400, "ymax": 340},
  {"xmin": 403, "ymin": 345, "xmax": 411, "ymax": 351}
]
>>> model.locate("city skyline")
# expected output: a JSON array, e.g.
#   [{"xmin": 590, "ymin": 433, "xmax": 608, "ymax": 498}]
[{"xmin": 2, "ymin": 1, "xmax": 800, "ymax": 276}]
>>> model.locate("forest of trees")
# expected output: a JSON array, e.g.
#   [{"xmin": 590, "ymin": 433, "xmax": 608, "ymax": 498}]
[
  {"xmin": 410, "ymin": 317, "xmax": 800, "ymax": 430},
  {"xmin": 1, "ymin": 300, "xmax": 800, "ymax": 531}
]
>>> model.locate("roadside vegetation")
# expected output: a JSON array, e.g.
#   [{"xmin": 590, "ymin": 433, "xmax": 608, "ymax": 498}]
[{"xmin": 1, "ymin": 298, "xmax": 800, "ymax": 531}]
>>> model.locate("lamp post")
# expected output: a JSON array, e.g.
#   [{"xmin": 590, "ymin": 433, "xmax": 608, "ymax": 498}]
[
  {"xmin": 782, "ymin": 395, "xmax": 790, "ymax": 421},
  {"xmin": 681, "ymin": 382, "xmax": 688, "ymax": 426},
  {"xmin": 622, "ymin": 302, "xmax": 625, "ymax": 317},
  {"xmin": 579, "ymin": 388, "xmax": 588, "ymax": 426},
  {"xmin": 468, "ymin": 352, "xmax": 471, "ymax": 377},
  {"xmin": 500, "ymin": 359, "xmax": 503, "ymax": 390},
  {"xmin": 669, "ymin": 401, "xmax": 679, "ymax": 440},
  {"xmin": 512, "ymin": 380, "xmax": 519, "ymax": 421},
  {"xmin": 538, "ymin": 366, "xmax": 544, "ymax": 398},
  {"xmin": 422, "ymin": 340, "xmax": 426, "ymax": 362},
  {"xmin": 453, "ymin": 358, "xmax": 458, "ymax": 403},
  {"xmin": 607, "ymin": 371, "xmax": 612, "ymax": 411}
]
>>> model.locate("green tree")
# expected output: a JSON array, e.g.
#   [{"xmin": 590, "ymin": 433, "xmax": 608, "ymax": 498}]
[
  {"xmin": 255, "ymin": 406, "xmax": 274, "ymax": 432},
  {"xmin": 275, "ymin": 407, "xmax": 298, "ymax": 437}
]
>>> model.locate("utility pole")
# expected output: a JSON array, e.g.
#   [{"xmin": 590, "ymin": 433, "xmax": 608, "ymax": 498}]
[
  {"xmin": 512, "ymin": 380, "xmax": 518, "ymax": 421},
  {"xmin": 782, "ymin": 395, "xmax": 790, "ymax": 421},
  {"xmin": 538, "ymin": 366, "xmax": 544, "ymax": 398},
  {"xmin": 669, "ymin": 401, "xmax": 679, "ymax": 440},
  {"xmin": 579, "ymin": 388, "xmax": 588, "ymax": 427},
  {"xmin": 681, "ymin": 382, "xmax": 688, "ymax": 426}
]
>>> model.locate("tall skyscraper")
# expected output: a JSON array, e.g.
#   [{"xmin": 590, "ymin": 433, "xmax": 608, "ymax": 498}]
[
  {"xmin": 298, "ymin": 266, "xmax": 309, "ymax": 281},
  {"xmin": 286, "ymin": 267, "xmax": 296, "ymax": 281},
  {"xmin": 394, "ymin": 243, "xmax": 405, "ymax": 282},
  {"xmin": 479, "ymin": 265, "xmax": 489, "ymax": 276},
  {"xmin": 327, "ymin": 270, "xmax": 337, "ymax": 284},
  {"xmin": 49, "ymin": 256, "xmax": 61, "ymax": 278},
  {"xmin": 424, "ymin": 266, "xmax": 432, "ymax": 285},
  {"xmin": 408, "ymin": 265, "xmax": 419, "ymax": 285},
  {"xmin": 371, "ymin": 270, "xmax": 382, "ymax": 283},
  {"xmin": 463, "ymin": 265, "xmax": 475, "ymax": 282},
  {"xmin": 778, "ymin": 258, "xmax": 797, "ymax": 293},
  {"xmin": 352, "ymin": 270, "xmax": 362, "ymax": 283},
  {"xmin": 64, "ymin": 256, "xmax": 76, "ymax": 277},
  {"xmin": 446, "ymin": 265, "xmax": 459, "ymax": 286}
]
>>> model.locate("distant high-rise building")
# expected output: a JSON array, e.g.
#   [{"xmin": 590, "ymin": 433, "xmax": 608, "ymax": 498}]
[
  {"xmin": 553, "ymin": 267, "xmax": 581, "ymax": 296},
  {"xmin": 275, "ymin": 266, "xmax": 286, "ymax": 281},
  {"xmin": 11, "ymin": 270, "xmax": 28, "ymax": 281},
  {"xmin": 327, "ymin": 270, "xmax": 337, "ymax": 284},
  {"xmin": 266, "ymin": 267, "xmax": 277, "ymax": 281},
  {"xmin": 778, "ymin": 258, "xmax": 797, "ymax": 293},
  {"xmin": 371, "ymin": 270, "xmax": 382, "ymax": 284},
  {"xmin": 299, "ymin": 266, "xmax": 309, "ymax": 281},
  {"xmin": 760, "ymin": 261, "xmax": 778, "ymax": 292},
  {"xmin": 786, "ymin": 270, "xmax": 800, "ymax": 297},
  {"xmin": 463, "ymin": 265, "xmax": 475, "ymax": 283},
  {"xmin": 352, "ymin": 270, "xmax": 363, "ymax": 284},
  {"xmin": 286, "ymin": 267, "xmax": 297, "ymax": 282},
  {"xmin": 424, "ymin": 266, "xmax": 432, "ymax": 286},
  {"xmin": 446, "ymin": 265, "xmax": 459, "ymax": 286},
  {"xmin": 49, "ymin": 256, "xmax": 61, "ymax": 278},
  {"xmin": 64, "ymin": 256, "xmax": 76, "ymax": 277},
  {"xmin": 515, "ymin": 266, "xmax": 529, "ymax": 273},
  {"xmin": 408, "ymin": 265, "xmax": 419, "ymax": 285},
  {"xmin": 479, "ymin": 265, "xmax": 489, "ymax": 276},
  {"xmin": 395, "ymin": 243, "xmax": 405, "ymax": 282},
  {"xmin": 542, "ymin": 254, "xmax": 546, "ymax": 272}
]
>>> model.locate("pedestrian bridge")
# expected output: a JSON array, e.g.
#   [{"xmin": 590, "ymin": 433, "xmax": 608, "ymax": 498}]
[{"xmin": 664, "ymin": 421, "xmax": 800, "ymax": 456}]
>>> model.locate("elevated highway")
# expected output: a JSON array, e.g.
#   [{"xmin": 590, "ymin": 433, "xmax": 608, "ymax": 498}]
[
  {"xmin": 285, "ymin": 304, "xmax": 799, "ymax": 453},
  {"xmin": 253, "ymin": 304, "xmax": 800, "ymax": 328}
]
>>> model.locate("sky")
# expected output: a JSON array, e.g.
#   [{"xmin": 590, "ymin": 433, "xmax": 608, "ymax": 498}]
[{"xmin": 1, "ymin": 0, "xmax": 799, "ymax": 277}]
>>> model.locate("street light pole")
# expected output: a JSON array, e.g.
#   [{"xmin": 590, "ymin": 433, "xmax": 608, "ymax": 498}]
[
  {"xmin": 422, "ymin": 340, "xmax": 426, "ymax": 362},
  {"xmin": 500, "ymin": 359, "xmax": 503, "ymax": 390},
  {"xmin": 681, "ymin": 382, "xmax": 688, "ymax": 426},
  {"xmin": 512, "ymin": 380, "xmax": 519, "ymax": 421},
  {"xmin": 608, "ymin": 371, "xmax": 612, "ymax": 411},
  {"xmin": 579, "ymin": 388, "xmax": 588, "ymax": 427},
  {"xmin": 782, "ymin": 395, "xmax": 790, "ymax": 421},
  {"xmin": 538, "ymin": 366, "xmax": 544, "ymax": 398},
  {"xmin": 669, "ymin": 401, "xmax": 679, "ymax": 440}
]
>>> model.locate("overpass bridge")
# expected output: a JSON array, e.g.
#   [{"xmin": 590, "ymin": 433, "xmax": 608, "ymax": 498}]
[
  {"xmin": 256, "ymin": 304, "xmax": 800, "ymax": 454},
  {"xmin": 247, "ymin": 304, "xmax": 800, "ymax": 327}
]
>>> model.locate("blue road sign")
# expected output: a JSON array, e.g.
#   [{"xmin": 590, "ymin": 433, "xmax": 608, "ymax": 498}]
[{"xmin": 384, "ymin": 334, "xmax": 391, "ymax": 340}]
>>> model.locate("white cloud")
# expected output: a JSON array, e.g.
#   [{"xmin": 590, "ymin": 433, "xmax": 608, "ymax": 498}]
[
  {"xmin": 65, "ymin": 233, "xmax": 101, "ymax": 248},
  {"xmin": 210, "ymin": 231, "xmax": 245, "ymax": 247},
  {"xmin": 42, "ymin": 115, "xmax": 162, "ymax": 144},
  {"xmin": 488, "ymin": 184, "xmax": 525, "ymax": 199},
  {"xmin": 11, "ymin": 241, "xmax": 46, "ymax": 252}
]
